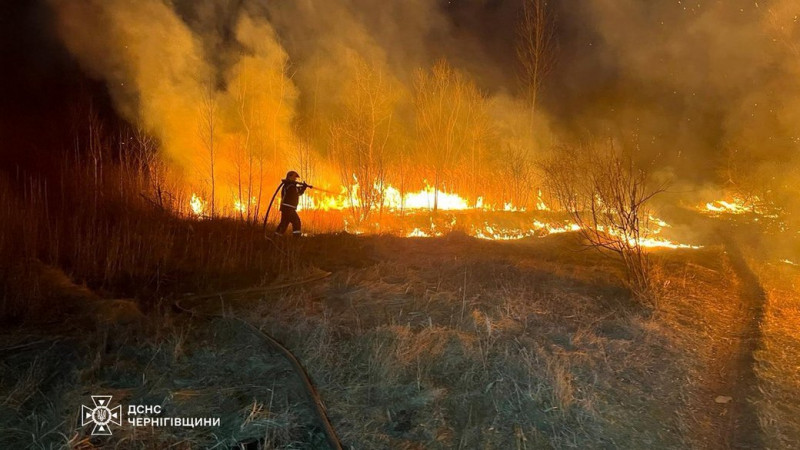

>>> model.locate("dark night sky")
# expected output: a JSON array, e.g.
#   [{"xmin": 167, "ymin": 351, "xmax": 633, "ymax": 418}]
[
  {"xmin": 0, "ymin": 1, "xmax": 119, "ymax": 174},
  {"xmin": 1, "ymin": 1, "xmax": 61, "ymax": 164}
]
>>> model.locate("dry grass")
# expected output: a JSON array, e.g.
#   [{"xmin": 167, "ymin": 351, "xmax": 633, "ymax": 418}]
[
  {"xmin": 751, "ymin": 259, "xmax": 800, "ymax": 448},
  {"xmin": 0, "ymin": 311, "xmax": 325, "ymax": 449},
  {"xmin": 7, "ymin": 108, "xmax": 800, "ymax": 448},
  {"xmin": 235, "ymin": 236, "xmax": 717, "ymax": 449},
  {"xmin": 3, "ymin": 230, "xmax": 791, "ymax": 449},
  {"xmin": 3, "ymin": 149, "xmax": 794, "ymax": 448},
  {"xmin": 0, "ymin": 165, "xmax": 289, "ymax": 324},
  {"xmin": 653, "ymin": 246, "xmax": 745, "ymax": 448}
]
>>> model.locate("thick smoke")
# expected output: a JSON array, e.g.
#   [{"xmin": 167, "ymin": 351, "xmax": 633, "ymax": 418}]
[
  {"xmin": 50, "ymin": 0, "xmax": 211, "ymax": 174},
  {"xmin": 549, "ymin": 0, "xmax": 800, "ymax": 212},
  {"xmin": 48, "ymin": 0, "xmax": 800, "ymax": 216}
]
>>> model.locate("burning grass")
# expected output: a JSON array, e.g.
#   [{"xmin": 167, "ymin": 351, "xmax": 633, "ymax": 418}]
[{"xmin": 697, "ymin": 194, "xmax": 792, "ymax": 234}]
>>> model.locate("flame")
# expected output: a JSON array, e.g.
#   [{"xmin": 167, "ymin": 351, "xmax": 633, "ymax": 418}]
[
  {"xmin": 700, "ymin": 195, "xmax": 785, "ymax": 225},
  {"xmin": 473, "ymin": 225, "xmax": 535, "ymax": 240},
  {"xmin": 186, "ymin": 178, "xmax": 702, "ymax": 249},
  {"xmin": 531, "ymin": 219, "xmax": 696, "ymax": 248},
  {"xmin": 233, "ymin": 196, "xmax": 257, "ymax": 214},
  {"xmin": 533, "ymin": 220, "xmax": 581, "ymax": 234},
  {"xmin": 330, "ymin": 180, "xmax": 475, "ymax": 211},
  {"xmin": 648, "ymin": 214, "xmax": 669, "ymax": 230},
  {"xmin": 292, "ymin": 175, "xmax": 559, "ymax": 215},
  {"xmin": 298, "ymin": 188, "xmax": 349, "ymax": 211},
  {"xmin": 596, "ymin": 223, "xmax": 702, "ymax": 249},
  {"xmin": 633, "ymin": 236, "xmax": 702, "ymax": 249},
  {"xmin": 700, "ymin": 196, "xmax": 782, "ymax": 218},
  {"xmin": 407, "ymin": 228, "xmax": 433, "ymax": 237},
  {"xmin": 190, "ymin": 193, "xmax": 205, "ymax": 217},
  {"xmin": 503, "ymin": 202, "xmax": 524, "ymax": 212},
  {"xmin": 302, "ymin": 176, "xmax": 526, "ymax": 212},
  {"xmin": 402, "ymin": 217, "xmax": 701, "ymax": 248},
  {"xmin": 535, "ymin": 190, "xmax": 550, "ymax": 211},
  {"xmin": 705, "ymin": 197, "xmax": 753, "ymax": 214},
  {"xmin": 404, "ymin": 186, "xmax": 471, "ymax": 210}
]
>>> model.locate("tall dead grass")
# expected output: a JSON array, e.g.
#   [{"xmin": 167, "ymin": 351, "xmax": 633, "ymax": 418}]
[{"xmin": 0, "ymin": 149, "xmax": 286, "ymax": 322}]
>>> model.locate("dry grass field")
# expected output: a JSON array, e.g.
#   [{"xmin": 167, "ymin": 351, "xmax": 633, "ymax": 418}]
[{"xmin": 4, "ymin": 224, "xmax": 793, "ymax": 449}]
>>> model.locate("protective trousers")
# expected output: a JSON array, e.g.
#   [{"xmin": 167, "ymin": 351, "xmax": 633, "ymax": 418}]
[{"xmin": 275, "ymin": 205, "xmax": 301, "ymax": 236}]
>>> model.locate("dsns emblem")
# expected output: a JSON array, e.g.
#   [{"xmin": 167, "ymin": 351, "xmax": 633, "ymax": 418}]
[{"xmin": 81, "ymin": 395, "xmax": 122, "ymax": 435}]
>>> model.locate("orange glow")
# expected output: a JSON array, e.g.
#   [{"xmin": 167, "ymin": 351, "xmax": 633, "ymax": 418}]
[
  {"xmin": 301, "ymin": 179, "xmax": 476, "ymax": 212},
  {"xmin": 190, "ymin": 193, "xmax": 206, "ymax": 217},
  {"xmin": 535, "ymin": 190, "xmax": 550, "ymax": 211},
  {"xmin": 704, "ymin": 197, "xmax": 753, "ymax": 214},
  {"xmin": 187, "ymin": 178, "xmax": 702, "ymax": 248},
  {"xmin": 401, "ymin": 217, "xmax": 700, "ymax": 248},
  {"xmin": 298, "ymin": 178, "xmax": 544, "ymax": 213},
  {"xmin": 700, "ymin": 196, "xmax": 784, "ymax": 221},
  {"xmin": 233, "ymin": 196, "xmax": 256, "ymax": 214}
]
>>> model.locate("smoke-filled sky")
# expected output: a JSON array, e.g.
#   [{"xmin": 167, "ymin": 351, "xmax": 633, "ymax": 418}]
[{"xmin": 2, "ymin": 0, "xmax": 798, "ymax": 210}]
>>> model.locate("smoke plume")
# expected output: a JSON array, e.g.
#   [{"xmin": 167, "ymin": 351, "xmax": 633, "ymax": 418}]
[{"xmin": 47, "ymin": 0, "xmax": 800, "ymax": 216}]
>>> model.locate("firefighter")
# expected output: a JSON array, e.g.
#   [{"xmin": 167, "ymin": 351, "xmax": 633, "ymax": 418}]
[{"xmin": 274, "ymin": 170, "xmax": 307, "ymax": 237}]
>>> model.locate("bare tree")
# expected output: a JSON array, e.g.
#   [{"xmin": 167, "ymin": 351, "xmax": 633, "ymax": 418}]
[
  {"xmin": 230, "ymin": 64, "xmax": 260, "ymax": 222},
  {"xmin": 542, "ymin": 141, "xmax": 667, "ymax": 304},
  {"xmin": 244, "ymin": 57, "xmax": 296, "ymax": 223},
  {"xmin": 516, "ymin": 0, "xmax": 557, "ymax": 126},
  {"xmin": 465, "ymin": 91, "xmax": 492, "ymax": 208},
  {"xmin": 503, "ymin": 142, "xmax": 537, "ymax": 208},
  {"xmin": 414, "ymin": 60, "xmax": 489, "ymax": 212},
  {"xmin": 198, "ymin": 87, "xmax": 218, "ymax": 218},
  {"xmin": 330, "ymin": 58, "xmax": 397, "ymax": 222},
  {"xmin": 132, "ymin": 124, "xmax": 170, "ymax": 210},
  {"xmin": 296, "ymin": 139, "xmax": 317, "ymax": 211},
  {"xmin": 86, "ymin": 102, "xmax": 105, "ymax": 209}
]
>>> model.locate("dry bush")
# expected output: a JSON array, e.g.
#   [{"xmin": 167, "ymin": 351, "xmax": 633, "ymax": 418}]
[
  {"xmin": 541, "ymin": 141, "xmax": 667, "ymax": 304},
  {"xmin": 414, "ymin": 60, "xmax": 491, "ymax": 212},
  {"xmin": 329, "ymin": 56, "xmax": 400, "ymax": 223}
]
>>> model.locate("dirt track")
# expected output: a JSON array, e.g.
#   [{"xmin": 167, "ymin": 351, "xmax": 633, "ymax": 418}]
[{"xmin": 690, "ymin": 238, "xmax": 765, "ymax": 449}]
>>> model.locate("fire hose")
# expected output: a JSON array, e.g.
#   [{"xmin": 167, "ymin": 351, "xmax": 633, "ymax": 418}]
[
  {"xmin": 174, "ymin": 275, "xmax": 343, "ymax": 450},
  {"xmin": 261, "ymin": 181, "xmax": 285, "ymax": 232}
]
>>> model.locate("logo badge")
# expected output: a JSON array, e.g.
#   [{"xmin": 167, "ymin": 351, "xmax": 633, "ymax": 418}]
[{"xmin": 81, "ymin": 395, "xmax": 122, "ymax": 435}]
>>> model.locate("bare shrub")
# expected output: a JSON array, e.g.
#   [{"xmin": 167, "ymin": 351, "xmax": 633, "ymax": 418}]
[
  {"xmin": 541, "ymin": 141, "xmax": 667, "ymax": 304},
  {"xmin": 414, "ymin": 60, "xmax": 490, "ymax": 212},
  {"xmin": 329, "ymin": 57, "xmax": 398, "ymax": 223}
]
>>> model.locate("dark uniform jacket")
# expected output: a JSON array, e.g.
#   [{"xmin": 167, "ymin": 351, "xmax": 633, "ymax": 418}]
[{"xmin": 281, "ymin": 182, "xmax": 307, "ymax": 209}]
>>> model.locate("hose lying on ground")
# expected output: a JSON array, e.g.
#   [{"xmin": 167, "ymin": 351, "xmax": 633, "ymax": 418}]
[{"xmin": 174, "ymin": 273, "xmax": 343, "ymax": 450}]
